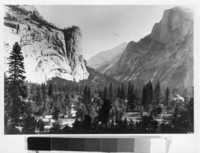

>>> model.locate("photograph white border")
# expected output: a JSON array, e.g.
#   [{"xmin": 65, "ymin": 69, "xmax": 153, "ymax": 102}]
[{"xmin": 0, "ymin": 0, "xmax": 199, "ymax": 152}]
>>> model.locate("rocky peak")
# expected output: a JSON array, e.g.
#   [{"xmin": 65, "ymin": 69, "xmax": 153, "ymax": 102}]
[
  {"xmin": 125, "ymin": 41, "xmax": 136, "ymax": 52},
  {"xmin": 5, "ymin": 5, "xmax": 40, "ymax": 18},
  {"xmin": 4, "ymin": 5, "xmax": 89, "ymax": 83},
  {"xmin": 18, "ymin": 5, "xmax": 39, "ymax": 13},
  {"xmin": 150, "ymin": 6, "xmax": 193, "ymax": 44},
  {"xmin": 91, "ymin": 6, "xmax": 193, "ymax": 93},
  {"xmin": 63, "ymin": 26, "xmax": 82, "ymax": 71}
]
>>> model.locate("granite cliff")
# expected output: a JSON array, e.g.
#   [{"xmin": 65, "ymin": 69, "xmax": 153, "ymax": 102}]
[
  {"xmin": 4, "ymin": 5, "xmax": 89, "ymax": 83},
  {"xmin": 88, "ymin": 7, "xmax": 193, "ymax": 92}
]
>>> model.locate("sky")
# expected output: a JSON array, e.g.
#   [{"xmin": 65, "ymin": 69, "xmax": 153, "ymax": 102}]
[{"xmin": 34, "ymin": 5, "xmax": 192, "ymax": 60}]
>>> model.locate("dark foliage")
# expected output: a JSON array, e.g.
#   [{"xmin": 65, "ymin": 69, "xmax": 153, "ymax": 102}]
[
  {"xmin": 4, "ymin": 47, "xmax": 194, "ymax": 134},
  {"xmin": 165, "ymin": 87, "xmax": 170, "ymax": 106},
  {"xmin": 5, "ymin": 42, "xmax": 26, "ymax": 132},
  {"xmin": 98, "ymin": 99, "xmax": 112, "ymax": 129}
]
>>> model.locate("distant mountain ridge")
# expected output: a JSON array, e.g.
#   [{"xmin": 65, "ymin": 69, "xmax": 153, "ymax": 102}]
[
  {"xmin": 87, "ymin": 42, "xmax": 128, "ymax": 74},
  {"xmin": 88, "ymin": 6, "xmax": 193, "ymax": 93}
]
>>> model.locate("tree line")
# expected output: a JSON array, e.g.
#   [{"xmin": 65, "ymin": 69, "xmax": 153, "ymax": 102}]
[{"xmin": 4, "ymin": 42, "xmax": 194, "ymax": 134}]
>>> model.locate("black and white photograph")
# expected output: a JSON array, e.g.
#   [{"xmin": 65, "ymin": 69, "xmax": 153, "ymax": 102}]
[{"xmin": 3, "ymin": 4, "xmax": 194, "ymax": 135}]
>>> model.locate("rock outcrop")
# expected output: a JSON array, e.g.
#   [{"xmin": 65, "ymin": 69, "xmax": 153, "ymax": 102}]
[
  {"xmin": 89, "ymin": 6, "xmax": 193, "ymax": 93},
  {"xmin": 151, "ymin": 6, "xmax": 193, "ymax": 44},
  {"xmin": 4, "ymin": 5, "xmax": 89, "ymax": 83}
]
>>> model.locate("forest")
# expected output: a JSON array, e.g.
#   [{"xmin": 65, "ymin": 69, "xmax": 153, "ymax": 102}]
[{"xmin": 4, "ymin": 42, "xmax": 194, "ymax": 134}]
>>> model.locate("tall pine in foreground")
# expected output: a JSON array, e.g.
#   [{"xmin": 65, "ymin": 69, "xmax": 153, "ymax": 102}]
[{"xmin": 5, "ymin": 42, "xmax": 26, "ymax": 132}]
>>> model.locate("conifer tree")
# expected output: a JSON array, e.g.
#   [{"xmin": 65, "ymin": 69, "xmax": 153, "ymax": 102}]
[
  {"xmin": 142, "ymin": 85, "xmax": 147, "ymax": 110},
  {"xmin": 130, "ymin": 84, "xmax": 136, "ymax": 111},
  {"xmin": 108, "ymin": 82, "xmax": 113, "ymax": 100},
  {"xmin": 35, "ymin": 85, "xmax": 42, "ymax": 107},
  {"xmin": 83, "ymin": 86, "xmax": 88, "ymax": 104},
  {"xmin": 83, "ymin": 86, "xmax": 91, "ymax": 104},
  {"xmin": 165, "ymin": 87, "xmax": 170, "ymax": 106},
  {"xmin": 98, "ymin": 87, "xmax": 102, "ymax": 99},
  {"xmin": 87, "ymin": 86, "xmax": 91, "ymax": 103},
  {"xmin": 134, "ymin": 88, "xmax": 140, "ymax": 100},
  {"xmin": 4, "ymin": 73, "xmax": 10, "ymax": 131},
  {"xmin": 145, "ymin": 83, "xmax": 150, "ymax": 111},
  {"xmin": 5, "ymin": 42, "xmax": 26, "ymax": 130},
  {"xmin": 29, "ymin": 83, "xmax": 36, "ymax": 96},
  {"xmin": 148, "ymin": 81, "xmax": 153, "ymax": 105},
  {"xmin": 154, "ymin": 81, "xmax": 162, "ymax": 106},
  {"xmin": 103, "ymin": 86, "xmax": 108, "ymax": 101},
  {"xmin": 152, "ymin": 81, "xmax": 162, "ymax": 117},
  {"xmin": 41, "ymin": 83, "xmax": 46, "ymax": 98},
  {"xmin": 98, "ymin": 99, "xmax": 112, "ymax": 129},
  {"xmin": 121, "ymin": 83, "xmax": 126, "ymax": 100},
  {"xmin": 53, "ymin": 83, "xmax": 58, "ymax": 94},
  {"xmin": 127, "ymin": 82, "xmax": 132, "ymax": 110},
  {"xmin": 117, "ymin": 86, "xmax": 121, "ymax": 98},
  {"xmin": 48, "ymin": 83, "xmax": 53, "ymax": 97}
]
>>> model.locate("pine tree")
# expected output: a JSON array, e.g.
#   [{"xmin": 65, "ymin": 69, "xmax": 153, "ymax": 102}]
[
  {"xmin": 121, "ymin": 83, "xmax": 126, "ymax": 100},
  {"xmin": 127, "ymin": 82, "xmax": 132, "ymax": 111},
  {"xmin": 152, "ymin": 81, "xmax": 162, "ymax": 117},
  {"xmin": 5, "ymin": 42, "xmax": 26, "ymax": 130},
  {"xmin": 145, "ymin": 84, "xmax": 149, "ymax": 110},
  {"xmin": 35, "ymin": 85, "xmax": 42, "ymax": 107},
  {"xmin": 117, "ymin": 86, "xmax": 121, "ymax": 98},
  {"xmin": 83, "ymin": 86, "xmax": 88, "ymax": 104},
  {"xmin": 134, "ymin": 87, "xmax": 140, "ymax": 100},
  {"xmin": 58, "ymin": 84, "xmax": 63, "ymax": 93},
  {"xmin": 98, "ymin": 99, "xmax": 112, "ymax": 129},
  {"xmin": 87, "ymin": 87, "xmax": 91, "ymax": 104},
  {"xmin": 142, "ymin": 85, "xmax": 147, "ymax": 110},
  {"xmin": 165, "ymin": 87, "xmax": 170, "ymax": 106},
  {"xmin": 4, "ymin": 73, "xmax": 10, "ymax": 132},
  {"xmin": 108, "ymin": 82, "xmax": 113, "ymax": 100},
  {"xmin": 153, "ymin": 81, "xmax": 162, "ymax": 106},
  {"xmin": 148, "ymin": 81, "xmax": 153, "ymax": 105},
  {"xmin": 130, "ymin": 84, "xmax": 136, "ymax": 111},
  {"xmin": 53, "ymin": 83, "xmax": 58, "ymax": 94},
  {"xmin": 48, "ymin": 83, "xmax": 53, "ymax": 97},
  {"xmin": 29, "ymin": 83, "xmax": 36, "ymax": 96},
  {"xmin": 103, "ymin": 86, "xmax": 108, "ymax": 101},
  {"xmin": 82, "ymin": 86, "xmax": 91, "ymax": 104},
  {"xmin": 41, "ymin": 83, "xmax": 46, "ymax": 99},
  {"xmin": 97, "ymin": 87, "xmax": 102, "ymax": 99}
]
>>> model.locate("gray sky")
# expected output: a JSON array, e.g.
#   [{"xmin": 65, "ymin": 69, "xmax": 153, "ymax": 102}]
[{"xmin": 35, "ymin": 5, "xmax": 192, "ymax": 60}]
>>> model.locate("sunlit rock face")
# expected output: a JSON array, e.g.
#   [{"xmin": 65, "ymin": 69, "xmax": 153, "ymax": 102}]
[
  {"xmin": 62, "ymin": 27, "xmax": 89, "ymax": 82},
  {"xmin": 4, "ymin": 5, "xmax": 89, "ymax": 84},
  {"xmin": 151, "ymin": 6, "xmax": 193, "ymax": 44},
  {"xmin": 89, "ymin": 7, "xmax": 193, "ymax": 92}
]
